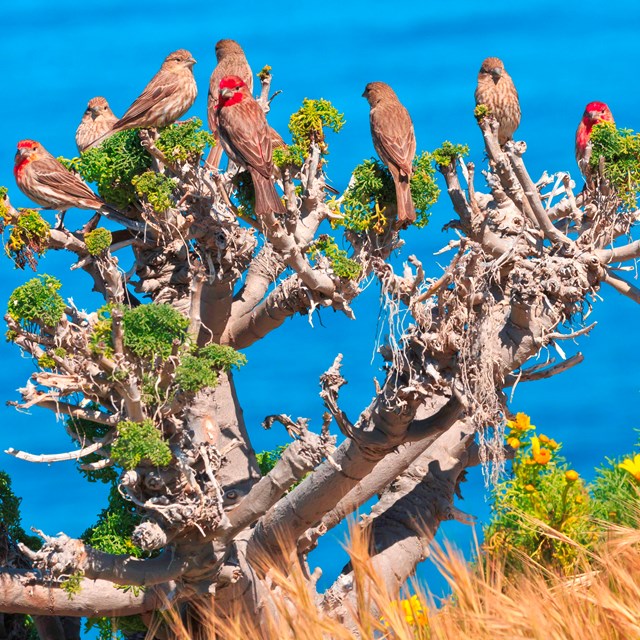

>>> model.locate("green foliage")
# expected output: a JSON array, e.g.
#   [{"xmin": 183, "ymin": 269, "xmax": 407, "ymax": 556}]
[
  {"xmin": 432, "ymin": 141, "xmax": 470, "ymax": 168},
  {"xmin": 0, "ymin": 186, "xmax": 7, "ymax": 200},
  {"xmin": 54, "ymin": 346, "xmax": 67, "ymax": 357},
  {"xmin": 84, "ymin": 227, "xmax": 112, "ymax": 256},
  {"xmin": 484, "ymin": 413, "xmax": 592, "ymax": 574},
  {"xmin": 589, "ymin": 121, "xmax": 640, "ymax": 209},
  {"xmin": 1, "ymin": 208, "xmax": 50, "ymax": 270},
  {"xmin": 122, "ymin": 303, "xmax": 189, "ymax": 361},
  {"xmin": 85, "ymin": 615, "xmax": 147, "ymax": 640},
  {"xmin": 234, "ymin": 170, "xmax": 256, "ymax": 219},
  {"xmin": 90, "ymin": 304, "xmax": 115, "ymax": 358},
  {"xmin": 256, "ymin": 445, "xmax": 289, "ymax": 475},
  {"xmin": 590, "ymin": 448, "xmax": 640, "ymax": 527},
  {"xmin": 474, "ymin": 104, "xmax": 490, "ymax": 120},
  {"xmin": 156, "ymin": 118, "xmax": 214, "ymax": 163},
  {"xmin": 273, "ymin": 98, "xmax": 345, "ymax": 167},
  {"xmin": 257, "ymin": 65, "xmax": 272, "ymax": 81},
  {"xmin": 131, "ymin": 171, "xmax": 176, "ymax": 212},
  {"xmin": 175, "ymin": 344, "xmax": 247, "ymax": 394},
  {"xmin": 110, "ymin": 419, "xmax": 172, "ymax": 470},
  {"xmin": 7, "ymin": 275, "xmax": 65, "ymax": 334},
  {"xmin": 37, "ymin": 353, "xmax": 56, "ymax": 369},
  {"xmin": 307, "ymin": 235, "xmax": 361, "ymax": 279},
  {"xmin": 0, "ymin": 470, "xmax": 40, "ymax": 549},
  {"xmin": 74, "ymin": 129, "xmax": 153, "ymax": 208},
  {"xmin": 61, "ymin": 571, "xmax": 84, "ymax": 599},
  {"xmin": 337, "ymin": 153, "xmax": 438, "ymax": 232}
]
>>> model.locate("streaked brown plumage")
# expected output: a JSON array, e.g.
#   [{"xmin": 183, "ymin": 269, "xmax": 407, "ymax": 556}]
[
  {"xmin": 14, "ymin": 140, "xmax": 106, "ymax": 212},
  {"xmin": 75, "ymin": 97, "xmax": 117, "ymax": 152},
  {"xmin": 363, "ymin": 81, "xmax": 416, "ymax": 225},
  {"xmin": 206, "ymin": 40, "xmax": 253, "ymax": 170},
  {"xmin": 106, "ymin": 49, "xmax": 197, "ymax": 138},
  {"xmin": 475, "ymin": 57, "xmax": 521, "ymax": 146},
  {"xmin": 216, "ymin": 75, "xmax": 286, "ymax": 217}
]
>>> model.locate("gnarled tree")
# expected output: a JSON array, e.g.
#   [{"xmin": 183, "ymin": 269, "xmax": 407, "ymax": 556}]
[{"xmin": 0, "ymin": 61, "xmax": 638, "ymax": 640}]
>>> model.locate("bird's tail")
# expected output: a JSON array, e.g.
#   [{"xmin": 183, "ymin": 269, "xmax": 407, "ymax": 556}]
[
  {"xmin": 251, "ymin": 170, "xmax": 286, "ymax": 216},
  {"xmin": 395, "ymin": 175, "xmax": 416, "ymax": 225}
]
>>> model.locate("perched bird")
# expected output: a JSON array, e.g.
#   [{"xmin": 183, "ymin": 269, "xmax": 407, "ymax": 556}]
[
  {"xmin": 206, "ymin": 39, "xmax": 253, "ymax": 170},
  {"xmin": 105, "ymin": 49, "xmax": 197, "ymax": 138},
  {"xmin": 14, "ymin": 140, "xmax": 107, "ymax": 214},
  {"xmin": 363, "ymin": 81, "xmax": 416, "ymax": 225},
  {"xmin": 475, "ymin": 57, "xmax": 521, "ymax": 146},
  {"xmin": 575, "ymin": 101, "xmax": 615, "ymax": 185},
  {"xmin": 75, "ymin": 97, "xmax": 117, "ymax": 152},
  {"xmin": 216, "ymin": 75, "xmax": 286, "ymax": 216}
]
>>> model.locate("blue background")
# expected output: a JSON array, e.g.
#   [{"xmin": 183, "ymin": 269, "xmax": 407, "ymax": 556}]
[{"xmin": 1, "ymin": 0, "xmax": 639, "ymax": 621}]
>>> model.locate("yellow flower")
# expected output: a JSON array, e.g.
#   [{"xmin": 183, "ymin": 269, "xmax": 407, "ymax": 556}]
[
  {"xmin": 618, "ymin": 454, "xmax": 640, "ymax": 481},
  {"xmin": 530, "ymin": 436, "xmax": 551, "ymax": 465},
  {"xmin": 507, "ymin": 412, "xmax": 534, "ymax": 435},
  {"xmin": 506, "ymin": 437, "xmax": 521, "ymax": 450},
  {"xmin": 547, "ymin": 439, "xmax": 559, "ymax": 450},
  {"xmin": 539, "ymin": 433, "xmax": 550, "ymax": 444},
  {"xmin": 525, "ymin": 484, "xmax": 536, "ymax": 493},
  {"xmin": 565, "ymin": 470, "xmax": 579, "ymax": 483},
  {"xmin": 575, "ymin": 495, "xmax": 584, "ymax": 504},
  {"xmin": 396, "ymin": 594, "xmax": 428, "ymax": 627}
]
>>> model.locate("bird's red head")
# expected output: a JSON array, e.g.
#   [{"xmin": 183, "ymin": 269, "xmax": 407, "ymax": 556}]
[
  {"xmin": 14, "ymin": 140, "xmax": 40, "ymax": 176},
  {"xmin": 582, "ymin": 101, "xmax": 614, "ymax": 127},
  {"xmin": 218, "ymin": 75, "xmax": 249, "ymax": 108}
]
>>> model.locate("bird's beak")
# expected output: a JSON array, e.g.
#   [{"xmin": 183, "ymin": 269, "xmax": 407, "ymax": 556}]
[
  {"xmin": 220, "ymin": 88, "xmax": 234, "ymax": 99},
  {"xmin": 189, "ymin": 57, "xmax": 197, "ymax": 66},
  {"xmin": 491, "ymin": 67, "xmax": 503, "ymax": 79}
]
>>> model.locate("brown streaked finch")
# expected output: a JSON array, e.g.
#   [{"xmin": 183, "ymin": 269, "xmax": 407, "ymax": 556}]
[
  {"xmin": 75, "ymin": 97, "xmax": 118, "ymax": 153},
  {"xmin": 103, "ymin": 49, "xmax": 197, "ymax": 139},
  {"xmin": 475, "ymin": 57, "xmax": 521, "ymax": 146},
  {"xmin": 575, "ymin": 101, "xmax": 615, "ymax": 186},
  {"xmin": 363, "ymin": 81, "xmax": 416, "ymax": 225},
  {"xmin": 206, "ymin": 39, "xmax": 253, "ymax": 170},
  {"xmin": 216, "ymin": 75, "xmax": 286, "ymax": 217}
]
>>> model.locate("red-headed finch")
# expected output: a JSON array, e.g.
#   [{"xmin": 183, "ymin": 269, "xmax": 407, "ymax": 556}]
[
  {"xmin": 575, "ymin": 101, "xmax": 615, "ymax": 184},
  {"xmin": 475, "ymin": 57, "xmax": 521, "ymax": 146},
  {"xmin": 206, "ymin": 39, "xmax": 253, "ymax": 170},
  {"xmin": 363, "ymin": 81, "xmax": 416, "ymax": 225},
  {"xmin": 14, "ymin": 140, "xmax": 106, "ymax": 213},
  {"xmin": 216, "ymin": 75, "xmax": 286, "ymax": 217},
  {"xmin": 75, "ymin": 97, "xmax": 117, "ymax": 152},
  {"xmin": 107, "ymin": 49, "xmax": 197, "ymax": 136}
]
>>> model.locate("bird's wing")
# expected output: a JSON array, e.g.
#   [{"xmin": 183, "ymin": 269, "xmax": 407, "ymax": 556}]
[
  {"xmin": 371, "ymin": 102, "xmax": 416, "ymax": 176},
  {"xmin": 115, "ymin": 70, "xmax": 183, "ymax": 130},
  {"xmin": 219, "ymin": 99, "xmax": 273, "ymax": 178},
  {"xmin": 35, "ymin": 157, "xmax": 102, "ymax": 205}
]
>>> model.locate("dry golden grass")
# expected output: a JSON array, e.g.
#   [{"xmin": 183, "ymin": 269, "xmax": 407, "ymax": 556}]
[{"xmin": 156, "ymin": 524, "xmax": 640, "ymax": 639}]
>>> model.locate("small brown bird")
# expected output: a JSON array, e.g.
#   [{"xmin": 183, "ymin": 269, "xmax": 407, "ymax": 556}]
[
  {"xmin": 75, "ymin": 97, "xmax": 117, "ymax": 152},
  {"xmin": 106, "ymin": 49, "xmax": 197, "ymax": 138},
  {"xmin": 475, "ymin": 57, "xmax": 521, "ymax": 146},
  {"xmin": 575, "ymin": 101, "xmax": 615, "ymax": 185},
  {"xmin": 206, "ymin": 39, "xmax": 253, "ymax": 170},
  {"xmin": 216, "ymin": 75, "xmax": 286, "ymax": 216},
  {"xmin": 14, "ymin": 140, "xmax": 107, "ymax": 214},
  {"xmin": 363, "ymin": 81, "xmax": 416, "ymax": 225}
]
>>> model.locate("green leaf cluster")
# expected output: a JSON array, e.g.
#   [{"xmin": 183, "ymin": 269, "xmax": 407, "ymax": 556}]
[
  {"xmin": 256, "ymin": 445, "xmax": 289, "ymax": 476},
  {"xmin": 37, "ymin": 353, "xmax": 56, "ymax": 369},
  {"xmin": 432, "ymin": 141, "xmax": 470, "ymax": 168},
  {"xmin": 61, "ymin": 571, "xmax": 83, "ymax": 598},
  {"xmin": 67, "ymin": 415, "xmax": 118, "ymax": 483},
  {"xmin": 589, "ymin": 121, "xmax": 640, "ymax": 209},
  {"xmin": 175, "ymin": 344, "xmax": 247, "ymax": 394},
  {"xmin": 110, "ymin": 419, "xmax": 172, "ymax": 470},
  {"xmin": 122, "ymin": 303, "xmax": 189, "ymax": 361},
  {"xmin": 1, "ymin": 208, "xmax": 50, "ymax": 270},
  {"xmin": 307, "ymin": 235, "xmax": 361, "ymax": 280},
  {"xmin": 90, "ymin": 304, "xmax": 116, "ymax": 357},
  {"xmin": 0, "ymin": 470, "xmax": 40, "ymax": 549},
  {"xmin": 234, "ymin": 170, "xmax": 256, "ymax": 219},
  {"xmin": 131, "ymin": 171, "xmax": 176, "ymax": 212},
  {"xmin": 7, "ymin": 275, "xmax": 65, "ymax": 334},
  {"xmin": 84, "ymin": 227, "xmax": 112, "ymax": 256},
  {"xmin": 156, "ymin": 117, "xmax": 214, "ymax": 163},
  {"xmin": 72, "ymin": 130, "xmax": 153, "ymax": 208},
  {"xmin": 273, "ymin": 98, "xmax": 345, "ymax": 167}
]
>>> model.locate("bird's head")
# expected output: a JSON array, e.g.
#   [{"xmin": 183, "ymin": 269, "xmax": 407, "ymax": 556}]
[
  {"xmin": 14, "ymin": 140, "xmax": 41, "ymax": 175},
  {"xmin": 85, "ymin": 97, "xmax": 112, "ymax": 119},
  {"xmin": 362, "ymin": 81, "xmax": 395, "ymax": 105},
  {"xmin": 163, "ymin": 49, "xmax": 197, "ymax": 69},
  {"xmin": 215, "ymin": 39, "xmax": 244, "ymax": 61},
  {"xmin": 479, "ymin": 57, "xmax": 505, "ymax": 82},
  {"xmin": 218, "ymin": 75, "xmax": 250, "ymax": 108},
  {"xmin": 582, "ymin": 101, "xmax": 614, "ymax": 127}
]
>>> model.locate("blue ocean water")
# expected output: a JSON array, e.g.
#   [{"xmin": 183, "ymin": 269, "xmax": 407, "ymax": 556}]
[{"xmin": 1, "ymin": 0, "xmax": 639, "ymax": 622}]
